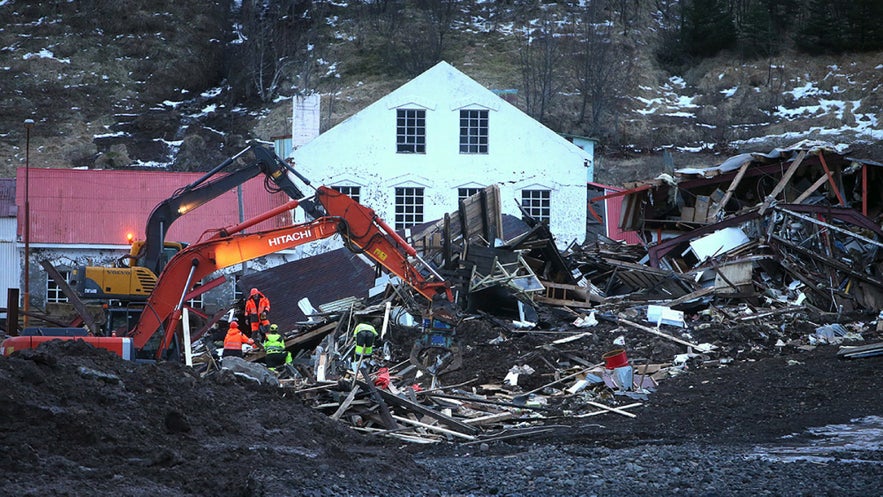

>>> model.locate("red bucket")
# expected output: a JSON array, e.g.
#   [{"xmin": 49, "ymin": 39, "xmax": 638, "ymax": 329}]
[{"xmin": 602, "ymin": 349, "xmax": 628, "ymax": 369}]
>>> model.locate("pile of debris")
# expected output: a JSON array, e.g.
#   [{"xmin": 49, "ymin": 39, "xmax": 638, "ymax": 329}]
[{"xmin": 187, "ymin": 140, "xmax": 883, "ymax": 444}]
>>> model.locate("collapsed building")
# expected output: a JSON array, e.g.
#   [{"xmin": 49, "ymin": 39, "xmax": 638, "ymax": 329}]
[
  {"xmin": 9, "ymin": 140, "xmax": 882, "ymax": 444},
  {"xmin": 187, "ymin": 140, "xmax": 880, "ymax": 443},
  {"xmin": 588, "ymin": 140, "xmax": 883, "ymax": 313}
]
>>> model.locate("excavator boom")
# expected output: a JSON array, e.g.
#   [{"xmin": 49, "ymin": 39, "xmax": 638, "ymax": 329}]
[
  {"xmin": 139, "ymin": 142, "xmax": 316, "ymax": 274},
  {"xmin": 132, "ymin": 188, "xmax": 450, "ymax": 359}
]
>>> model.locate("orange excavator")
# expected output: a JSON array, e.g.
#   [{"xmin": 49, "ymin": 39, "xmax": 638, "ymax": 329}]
[{"xmin": 3, "ymin": 184, "xmax": 455, "ymax": 361}]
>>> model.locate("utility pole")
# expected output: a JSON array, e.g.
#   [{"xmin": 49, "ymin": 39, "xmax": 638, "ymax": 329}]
[{"xmin": 23, "ymin": 119, "xmax": 34, "ymax": 329}]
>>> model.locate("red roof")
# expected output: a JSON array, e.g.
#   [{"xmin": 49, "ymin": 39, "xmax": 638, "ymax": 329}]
[{"xmin": 15, "ymin": 167, "xmax": 294, "ymax": 245}]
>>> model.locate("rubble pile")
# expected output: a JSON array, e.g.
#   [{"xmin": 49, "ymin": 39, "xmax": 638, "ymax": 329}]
[
  {"xmin": 179, "ymin": 140, "xmax": 883, "ymax": 445},
  {"xmin": 3, "ymin": 140, "xmax": 883, "ymax": 495}
]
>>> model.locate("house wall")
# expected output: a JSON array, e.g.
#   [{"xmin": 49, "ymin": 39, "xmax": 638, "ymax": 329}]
[
  {"xmin": 23, "ymin": 245, "xmax": 300, "ymax": 316},
  {"xmin": 290, "ymin": 62, "xmax": 591, "ymax": 248},
  {"xmin": 0, "ymin": 218, "xmax": 18, "ymax": 313}
]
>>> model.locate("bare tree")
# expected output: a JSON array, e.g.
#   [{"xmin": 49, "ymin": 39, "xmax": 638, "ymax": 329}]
[
  {"xmin": 518, "ymin": 13, "xmax": 565, "ymax": 123},
  {"xmin": 236, "ymin": 0, "xmax": 318, "ymax": 102},
  {"xmin": 570, "ymin": 1, "xmax": 631, "ymax": 137},
  {"xmin": 394, "ymin": 0, "xmax": 460, "ymax": 75}
]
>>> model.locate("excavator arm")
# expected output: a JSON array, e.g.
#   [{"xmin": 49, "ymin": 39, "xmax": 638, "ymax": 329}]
[
  {"xmin": 315, "ymin": 186, "xmax": 452, "ymax": 302},
  {"xmin": 138, "ymin": 142, "xmax": 318, "ymax": 274},
  {"xmin": 132, "ymin": 188, "xmax": 451, "ymax": 359},
  {"xmin": 132, "ymin": 205, "xmax": 339, "ymax": 357},
  {"xmin": 73, "ymin": 142, "xmax": 318, "ymax": 302}
]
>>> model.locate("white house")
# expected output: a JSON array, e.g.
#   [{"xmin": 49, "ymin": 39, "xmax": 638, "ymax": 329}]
[{"xmin": 289, "ymin": 61, "xmax": 593, "ymax": 248}]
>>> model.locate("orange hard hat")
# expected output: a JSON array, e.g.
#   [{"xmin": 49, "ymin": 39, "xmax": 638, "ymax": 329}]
[
  {"xmin": 250, "ymin": 288, "xmax": 259, "ymax": 296},
  {"xmin": 229, "ymin": 321, "xmax": 239, "ymax": 328}
]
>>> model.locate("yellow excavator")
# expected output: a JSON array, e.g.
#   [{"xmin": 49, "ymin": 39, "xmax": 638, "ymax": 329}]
[{"xmin": 71, "ymin": 142, "xmax": 319, "ymax": 301}]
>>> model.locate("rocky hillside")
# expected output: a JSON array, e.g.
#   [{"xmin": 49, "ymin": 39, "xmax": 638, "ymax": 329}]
[{"xmin": 1, "ymin": 0, "xmax": 881, "ymax": 185}]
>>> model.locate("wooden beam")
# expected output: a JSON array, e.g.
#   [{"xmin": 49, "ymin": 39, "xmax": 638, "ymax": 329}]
[
  {"xmin": 39, "ymin": 260, "xmax": 100, "ymax": 335},
  {"xmin": 710, "ymin": 160, "xmax": 750, "ymax": 218},
  {"xmin": 366, "ymin": 385, "xmax": 480, "ymax": 435},
  {"xmin": 617, "ymin": 318, "xmax": 705, "ymax": 349},
  {"xmin": 576, "ymin": 402, "xmax": 642, "ymax": 418},
  {"xmin": 358, "ymin": 367, "xmax": 399, "ymax": 430},
  {"xmin": 331, "ymin": 385, "xmax": 361, "ymax": 421},
  {"xmin": 760, "ymin": 150, "xmax": 807, "ymax": 214},
  {"xmin": 793, "ymin": 171, "xmax": 833, "ymax": 204},
  {"xmin": 391, "ymin": 414, "xmax": 477, "ymax": 441}
]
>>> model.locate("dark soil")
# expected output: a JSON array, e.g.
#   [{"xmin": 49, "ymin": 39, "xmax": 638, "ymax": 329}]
[{"xmin": 1, "ymin": 307, "xmax": 882, "ymax": 496}]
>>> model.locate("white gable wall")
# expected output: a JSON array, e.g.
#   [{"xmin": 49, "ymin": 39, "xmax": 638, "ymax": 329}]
[{"xmin": 290, "ymin": 62, "xmax": 591, "ymax": 248}]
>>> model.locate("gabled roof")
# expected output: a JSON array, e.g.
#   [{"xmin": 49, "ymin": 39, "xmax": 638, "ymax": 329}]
[
  {"xmin": 239, "ymin": 248, "xmax": 375, "ymax": 327},
  {"xmin": 15, "ymin": 167, "xmax": 293, "ymax": 245},
  {"xmin": 0, "ymin": 179, "xmax": 16, "ymax": 218},
  {"xmin": 292, "ymin": 61, "xmax": 591, "ymax": 165}
]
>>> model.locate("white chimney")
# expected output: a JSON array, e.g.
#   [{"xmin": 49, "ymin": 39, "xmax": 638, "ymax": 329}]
[{"xmin": 292, "ymin": 94, "xmax": 321, "ymax": 148}]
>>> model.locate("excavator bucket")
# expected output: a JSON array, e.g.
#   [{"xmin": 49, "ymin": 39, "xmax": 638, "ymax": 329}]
[
  {"xmin": 409, "ymin": 314, "xmax": 462, "ymax": 377},
  {"xmin": 409, "ymin": 342, "xmax": 463, "ymax": 378}
]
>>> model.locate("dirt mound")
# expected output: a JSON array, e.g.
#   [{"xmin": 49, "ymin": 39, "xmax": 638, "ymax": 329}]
[
  {"xmin": 2, "ymin": 308, "xmax": 882, "ymax": 496},
  {"xmin": 0, "ymin": 340, "xmax": 430, "ymax": 497}
]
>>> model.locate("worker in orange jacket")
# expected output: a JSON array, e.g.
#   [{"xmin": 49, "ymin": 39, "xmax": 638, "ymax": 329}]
[
  {"xmin": 222, "ymin": 320, "xmax": 254, "ymax": 358},
  {"xmin": 244, "ymin": 288, "xmax": 271, "ymax": 341}
]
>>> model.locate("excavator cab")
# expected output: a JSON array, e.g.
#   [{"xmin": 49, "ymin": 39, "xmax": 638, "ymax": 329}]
[{"xmin": 127, "ymin": 240, "xmax": 187, "ymax": 271}]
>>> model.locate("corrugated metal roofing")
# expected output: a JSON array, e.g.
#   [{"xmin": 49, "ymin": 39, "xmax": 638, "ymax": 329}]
[
  {"xmin": 0, "ymin": 178, "xmax": 16, "ymax": 218},
  {"xmin": 588, "ymin": 182, "xmax": 642, "ymax": 245},
  {"xmin": 239, "ymin": 248, "xmax": 375, "ymax": 327},
  {"xmin": 14, "ymin": 167, "xmax": 294, "ymax": 244}
]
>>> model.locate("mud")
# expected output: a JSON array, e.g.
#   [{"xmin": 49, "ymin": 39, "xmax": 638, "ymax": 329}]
[{"xmin": 1, "ymin": 308, "xmax": 882, "ymax": 496}]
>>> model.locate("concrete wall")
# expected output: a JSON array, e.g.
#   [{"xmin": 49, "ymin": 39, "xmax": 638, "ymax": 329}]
[{"xmin": 22, "ymin": 245, "xmax": 304, "ymax": 317}]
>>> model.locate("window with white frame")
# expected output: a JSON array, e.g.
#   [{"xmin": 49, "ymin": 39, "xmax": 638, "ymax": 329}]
[
  {"xmin": 395, "ymin": 187, "xmax": 424, "ymax": 230},
  {"xmin": 46, "ymin": 269, "xmax": 72, "ymax": 303},
  {"xmin": 459, "ymin": 109, "xmax": 488, "ymax": 154},
  {"xmin": 332, "ymin": 185, "xmax": 361, "ymax": 203},
  {"xmin": 521, "ymin": 189, "xmax": 551, "ymax": 224},
  {"xmin": 396, "ymin": 109, "xmax": 425, "ymax": 154},
  {"xmin": 186, "ymin": 283, "xmax": 204, "ymax": 309},
  {"xmin": 231, "ymin": 275, "xmax": 244, "ymax": 301},
  {"xmin": 458, "ymin": 187, "xmax": 483, "ymax": 204}
]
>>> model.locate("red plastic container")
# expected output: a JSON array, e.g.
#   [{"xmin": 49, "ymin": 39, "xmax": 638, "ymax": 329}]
[{"xmin": 602, "ymin": 349, "xmax": 628, "ymax": 369}]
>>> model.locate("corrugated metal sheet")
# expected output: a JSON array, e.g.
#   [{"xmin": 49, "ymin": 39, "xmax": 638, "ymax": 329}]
[
  {"xmin": 0, "ymin": 178, "xmax": 16, "ymax": 218},
  {"xmin": 0, "ymin": 218, "xmax": 19, "ymax": 310},
  {"xmin": 589, "ymin": 184, "xmax": 642, "ymax": 246},
  {"xmin": 14, "ymin": 167, "xmax": 293, "ymax": 245}
]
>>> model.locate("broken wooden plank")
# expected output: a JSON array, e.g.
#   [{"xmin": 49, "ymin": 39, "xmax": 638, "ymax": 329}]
[
  {"xmin": 391, "ymin": 414, "xmax": 477, "ymax": 441},
  {"xmin": 576, "ymin": 402, "xmax": 642, "ymax": 418},
  {"xmin": 331, "ymin": 385, "xmax": 362, "ymax": 421},
  {"xmin": 657, "ymin": 286, "xmax": 714, "ymax": 306},
  {"xmin": 512, "ymin": 365, "xmax": 602, "ymax": 403},
  {"xmin": 365, "ymin": 386, "xmax": 480, "ymax": 435},
  {"xmin": 358, "ymin": 367, "xmax": 399, "ymax": 430},
  {"xmin": 462, "ymin": 411, "xmax": 517, "ymax": 425},
  {"xmin": 584, "ymin": 400, "xmax": 638, "ymax": 418},
  {"xmin": 793, "ymin": 171, "xmax": 833, "ymax": 204},
  {"xmin": 40, "ymin": 260, "xmax": 100, "ymax": 335},
  {"xmin": 617, "ymin": 318, "xmax": 705, "ymax": 349},
  {"xmin": 760, "ymin": 150, "xmax": 807, "ymax": 214},
  {"xmin": 737, "ymin": 305, "xmax": 805, "ymax": 322},
  {"xmin": 710, "ymin": 160, "xmax": 750, "ymax": 218}
]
